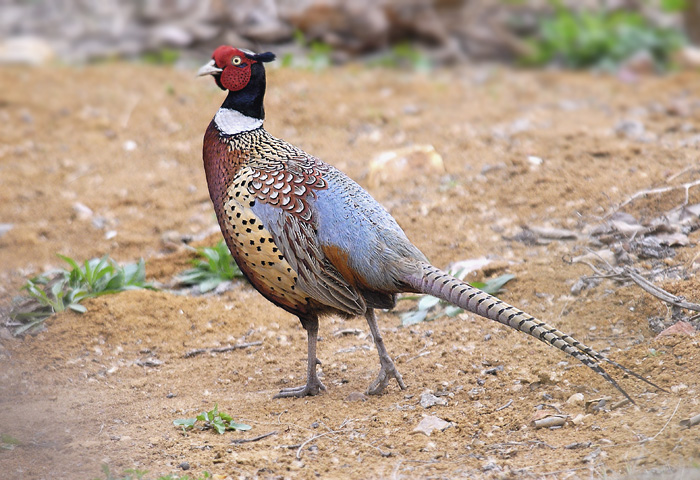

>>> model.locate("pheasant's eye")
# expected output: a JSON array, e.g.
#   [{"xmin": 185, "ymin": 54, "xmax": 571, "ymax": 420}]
[{"xmin": 232, "ymin": 56, "xmax": 242, "ymax": 66}]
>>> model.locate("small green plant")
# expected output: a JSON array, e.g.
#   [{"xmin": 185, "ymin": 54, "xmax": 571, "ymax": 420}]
[
  {"xmin": 1, "ymin": 433, "xmax": 20, "ymax": 451},
  {"xmin": 95, "ymin": 465, "xmax": 211, "ymax": 480},
  {"xmin": 141, "ymin": 48, "xmax": 180, "ymax": 65},
  {"xmin": 521, "ymin": 2, "xmax": 685, "ymax": 71},
  {"xmin": 370, "ymin": 42, "xmax": 432, "ymax": 71},
  {"xmin": 400, "ymin": 272, "xmax": 515, "ymax": 326},
  {"xmin": 177, "ymin": 241, "xmax": 243, "ymax": 293},
  {"xmin": 174, "ymin": 404, "xmax": 251, "ymax": 435},
  {"xmin": 280, "ymin": 29, "xmax": 334, "ymax": 70},
  {"xmin": 10, "ymin": 255, "xmax": 155, "ymax": 335}
]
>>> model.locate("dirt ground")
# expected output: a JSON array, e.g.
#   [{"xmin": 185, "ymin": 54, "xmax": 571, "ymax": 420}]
[{"xmin": 1, "ymin": 61, "xmax": 700, "ymax": 480}]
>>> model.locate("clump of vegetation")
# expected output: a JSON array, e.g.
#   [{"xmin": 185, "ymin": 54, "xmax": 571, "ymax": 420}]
[
  {"xmin": 521, "ymin": 1, "xmax": 686, "ymax": 70},
  {"xmin": 280, "ymin": 30, "xmax": 334, "ymax": 70},
  {"xmin": 9, "ymin": 254, "xmax": 154, "ymax": 335},
  {"xmin": 1, "ymin": 433, "xmax": 20, "ymax": 451},
  {"xmin": 370, "ymin": 42, "xmax": 432, "ymax": 71},
  {"xmin": 400, "ymin": 271, "xmax": 515, "ymax": 326},
  {"xmin": 174, "ymin": 404, "xmax": 251, "ymax": 435},
  {"xmin": 177, "ymin": 241, "xmax": 244, "ymax": 293},
  {"xmin": 96, "ymin": 465, "xmax": 211, "ymax": 480},
  {"xmin": 140, "ymin": 48, "xmax": 180, "ymax": 65}
]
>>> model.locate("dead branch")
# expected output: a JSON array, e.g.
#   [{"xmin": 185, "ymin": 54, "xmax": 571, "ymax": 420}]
[
  {"xmin": 606, "ymin": 178, "xmax": 700, "ymax": 218},
  {"xmin": 680, "ymin": 413, "xmax": 700, "ymax": 428},
  {"xmin": 184, "ymin": 341, "xmax": 262, "ymax": 358},
  {"xmin": 623, "ymin": 268, "xmax": 700, "ymax": 312},
  {"xmin": 231, "ymin": 430, "xmax": 278, "ymax": 444}
]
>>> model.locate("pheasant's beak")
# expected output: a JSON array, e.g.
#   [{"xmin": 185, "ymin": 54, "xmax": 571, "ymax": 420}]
[{"xmin": 197, "ymin": 59, "xmax": 223, "ymax": 77}]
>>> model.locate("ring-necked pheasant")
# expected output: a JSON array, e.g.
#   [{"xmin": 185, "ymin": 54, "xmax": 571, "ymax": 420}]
[{"xmin": 197, "ymin": 46, "xmax": 663, "ymax": 401}]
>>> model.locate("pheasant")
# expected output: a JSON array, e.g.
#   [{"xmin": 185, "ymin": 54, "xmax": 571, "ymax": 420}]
[{"xmin": 197, "ymin": 46, "xmax": 662, "ymax": 401}]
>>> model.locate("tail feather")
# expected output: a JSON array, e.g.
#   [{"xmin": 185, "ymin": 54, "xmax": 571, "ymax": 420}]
[{"xmin": 405, "ymin": 263, "xmax": 665, "ymax": 403}]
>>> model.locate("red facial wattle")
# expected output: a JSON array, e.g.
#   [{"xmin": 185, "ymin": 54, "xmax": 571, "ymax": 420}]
[{"xmin": 213, "ymin": 46, "xmax": 255, "ymax": 92}]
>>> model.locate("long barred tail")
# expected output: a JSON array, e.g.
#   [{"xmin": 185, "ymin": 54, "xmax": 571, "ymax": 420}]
[{"xmin": 405, "ymin": 263, "xmax": 665, "ymax": 403}]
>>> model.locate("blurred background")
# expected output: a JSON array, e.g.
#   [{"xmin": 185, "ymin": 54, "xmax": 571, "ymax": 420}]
[{"xmin": 1, "ymin": 0, "xmax": 699, "ymax": 72}]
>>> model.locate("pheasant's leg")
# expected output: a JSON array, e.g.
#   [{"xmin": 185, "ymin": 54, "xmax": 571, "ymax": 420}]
[
  {"xmin": 274, "ymin": 315, "xmax": 326, "ymax": 398},
  {"xmin": 365, "ymin": 308, "xmax": 406, "ymax": 395}
]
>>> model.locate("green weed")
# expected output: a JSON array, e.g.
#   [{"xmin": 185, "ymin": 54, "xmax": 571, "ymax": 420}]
[
  {"xmin": 141, "ymin": 48, "xmax": 180, "ymax": 65},
  {"xmin": 278, "ymin": 30, "xmax": 334, "ymax": 71},
  {"xmin": 174, "ymin": 404, "xmax": 251, "ymax": 435},
  {"xmin": 177, "ymin": 241, "xmax": 243, "ymax": 293},
  {"xmin": 10, "ymin": 255, "xmax": 154, "ymax": 335},
  {"xmin": 521, "ymin": 2, "xmax": 685, "ymax": 71},
  {"xmin": 1, "ymin": 433, "xmax": 21, "ymax": 451},
  {"xmin": 370, "ymin": 42, "xmax": 432, "ymax": 71},
  {"xmin": 95, "ymin": 464, "xmax": 211, "ymax": 480}
]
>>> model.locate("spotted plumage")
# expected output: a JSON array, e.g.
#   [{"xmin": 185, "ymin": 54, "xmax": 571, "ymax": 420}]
[{"xmin": 197, "ymin": 46, "xmax": 665, "ymax": 401}]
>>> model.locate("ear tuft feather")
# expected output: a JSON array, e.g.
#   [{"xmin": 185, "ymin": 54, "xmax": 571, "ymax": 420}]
[{"xmin": 246, "ymin": 51, "xmax": 276, "ymax": 63}]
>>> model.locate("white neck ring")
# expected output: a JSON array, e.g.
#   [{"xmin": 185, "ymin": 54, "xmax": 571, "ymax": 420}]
[{"xmin": 214, "ymin": 108, "xmax": 263, "ymax": 135}]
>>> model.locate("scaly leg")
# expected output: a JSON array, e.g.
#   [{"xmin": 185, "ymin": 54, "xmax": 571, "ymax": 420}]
[
  {"xmin": 274, "ymin": 315, "xmax": 326, "ymax": 398},
  {"xmin": 365, "ymin": 308, "xmax": 406, "ymax": 395}
]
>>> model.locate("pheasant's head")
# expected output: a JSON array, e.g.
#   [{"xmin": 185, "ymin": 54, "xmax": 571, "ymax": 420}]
[{"xmin": 198, "ymin": 46, "xmax": 276, "ymax": 92}]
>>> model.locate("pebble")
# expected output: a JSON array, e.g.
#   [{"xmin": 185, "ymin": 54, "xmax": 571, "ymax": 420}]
[
  {"xmin": 420, "ymin": 392, "xmax": 447, "ymax": 408},
  {"xmin": 566, "ymin": 392, "xmax": 585, "ymax": 406},
  {"xmin": 344, "ymin": 391, "xmax": 367, "ymax": 402},
  {"xmin": 179, "ymin": 461, "xmax": 190, "ymax": 471}
]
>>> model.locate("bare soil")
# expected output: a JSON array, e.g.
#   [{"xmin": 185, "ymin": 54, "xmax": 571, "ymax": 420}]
[{"xmin": 1, "ymin": 63, "xmax": 700, "ymax": 480}]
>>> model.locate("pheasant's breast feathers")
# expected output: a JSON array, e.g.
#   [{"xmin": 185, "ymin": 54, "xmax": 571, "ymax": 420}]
[
  {"xmin": 220, "ymin": 165, "xmax": 313, "ymax": 313},
  {"xmin": 246, "ymin": 156, "xmax": 330, "ymax": 222}
]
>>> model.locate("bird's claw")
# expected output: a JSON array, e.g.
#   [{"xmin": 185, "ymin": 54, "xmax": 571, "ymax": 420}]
[
  {"xmin": 273, "ymin": 379, "xmax": 327, "ymax": 398},
  {"xmin": 366, "ymin": 354, "xmax": 406, "ymax": 395}
]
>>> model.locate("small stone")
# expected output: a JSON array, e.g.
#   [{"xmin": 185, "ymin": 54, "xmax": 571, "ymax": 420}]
[
  {"xmin": 656, "ymin": 322, "xmax": 696, "ymax": 339},
  {"xmin": 0, "ymin": 223, "xmax": 13, "ymax": 238},
  {"xmin": 566, "ymin": 393, "xmax": 585, "ymax": 406},
  {"xmin": 412, "ymin": 415, "xmax": 452, "ymax": 436},
  {"xmin": 671, "ymin": 384, "xmax": 688, "ymax": 394},
  {"xmin": 72, "ymin": 202, "xmax": 93, "ymax": 220},
  {"xmin": 571, "ymin": 413, "xmax": 586, "ymax": 425},
  {"xmin": 344, "ymin": 391, "xmax": 367, "ymax": 402},
  {"xmin": 420, "ymin": 392, "xmax": 447, "ymax": 408},
  {"xmin": 179, "ymin": 461, "xmax": 190, "ymax": 471}
]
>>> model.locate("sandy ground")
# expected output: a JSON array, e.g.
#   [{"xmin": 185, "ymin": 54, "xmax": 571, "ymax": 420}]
[{"xmin": 0, "ymin": 62, "xmax": 699, "ymax": 479}]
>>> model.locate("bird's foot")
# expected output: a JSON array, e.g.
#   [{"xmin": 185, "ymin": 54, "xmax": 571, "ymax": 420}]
[
  {"xmin": 366, "ymin": 354, "xmax": 406, "ymax": 395},
  {"xmin": 273, "ymin": 378, "xmax": 326, "ymax": 399}
]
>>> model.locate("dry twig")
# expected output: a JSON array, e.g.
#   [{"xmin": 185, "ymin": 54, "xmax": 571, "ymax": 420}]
[
  {"xmin": 231, "ymin": 430, "xmax": 278, "ymax": 445},
  {"xmin": 680, "ymin": 413, "xmax": 700, "ymax": 428},
  {"xmin": 184, "ymin": 341, "xmax": 262, "ymax": 358},
  {"xmin": 606, "ymin": 177, "xmax": 700, "ymax": 218}
]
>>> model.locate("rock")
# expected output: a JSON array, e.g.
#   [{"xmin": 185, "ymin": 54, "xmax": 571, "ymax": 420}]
[
  {"xmin": 0, "ymin": 36, "xmax": 55, "ymax": 65},
  {"xmin": 0, "ymin": 224, "xmax": 14, "ymax": 238},
  {"xmin": 566, "ymin": 392, "xmax": 585, "ymax": 406},
  {"xmin": 655, "ymin": 321, "xmax": 696, "ymax": 339},
  {"xmin": 676, "ymin": 45, "xmax": 700, "ymax": 70},
  {"xmin": 615, "ymin": 119, "xmax": 645, "ymax": 140},
  {"xmin": 344, "ymin": 391, "xmax": 367, "ymax": 402},
  {"xmin": 412, "ymin": 415, "xmax": 452, "ymax": 436},
  {"xmin": 150, "ymin": 24, "xmax": 193, "ymax": 48},
  {"xmin": 285, "ymin": 0, "xmax": 389, "ymax": 53},
  {"xmin": 420, "ymin": 392, "xmax": 448, "ymax": 408},
  {"xmin": 72, "ymin": 202, "xmax": 93, "ymax": 221},
  {"xmin": 368, "ymin": 144, "xmax": 444, "ymax": 188}
]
